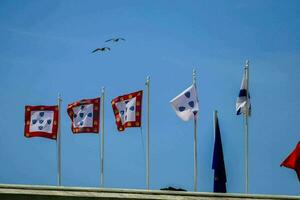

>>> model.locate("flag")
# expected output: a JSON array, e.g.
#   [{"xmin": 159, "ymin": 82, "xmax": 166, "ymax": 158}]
[
  {"xmin": 236, "ymin": 67, "xmax": 251, "ymax": 116},
  {"xmin": 67, "ymin": 97, "xmax": 100, "ymax": 134},
  {"xmin": 24, "ymin": 105, "xmax": 59, "ymax": 140},
  {"xmin": 111, "ymin": 90, "xmax": 143, "ymax": 132},
  {"xmin": 280, "ymin": 141, "xmax": 300, "ymax": 181},
  {"xmin": 212, "ymin": 113, "xmax": 227, "ymax": 193},
  {"xmin": 170, "ymin": 84, "xmax": 199, "ymax": 121}
]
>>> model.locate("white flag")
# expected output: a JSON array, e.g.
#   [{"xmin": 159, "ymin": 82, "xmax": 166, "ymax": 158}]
[
  {"xmin": 236, "ymin": 67, "xmax": 251, "ymax": 116},
  {"xmin": 170, "ymin": 84, "xmax": 199, "ymax": 121}
]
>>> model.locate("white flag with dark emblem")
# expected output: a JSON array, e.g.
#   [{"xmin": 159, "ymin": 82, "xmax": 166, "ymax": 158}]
[
  {"xmin": 170, "ymin": 84, "xmax": 199, "ymax": 121},
  {"xmin": 236, "ymin": 67, "xmax": 251, "ymax": 116}
]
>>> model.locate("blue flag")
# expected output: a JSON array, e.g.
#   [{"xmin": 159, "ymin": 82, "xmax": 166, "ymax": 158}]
[{"xmin": 212, "ymin": 113, "xmax": 227, "ymax": 193}]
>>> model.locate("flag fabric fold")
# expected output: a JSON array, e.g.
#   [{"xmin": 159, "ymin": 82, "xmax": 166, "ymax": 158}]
[
  {"xmin": 281, "ymin": 141, "xmax": 300, "ymax": 181},
  {"xmin": 170, "ymin": 84, "xmax": 199, "ymax": 121},
  {"xmin": 212, "ymin": 113, "xmax": 227, "ymax": 193},
  {"xmin": 236, "ymin": 67, "xmax": 251, "ymax": 116},
  {"xmin": 67, "ymin": 97, "xmax": 100, "ymax": 134},
  {"xmin": 24, "ymin": 105, "xmax": 59, "ymax": 140},
  {"xmin": 111, "ymin": 90, "xmax": 143, "ymax": 132}
]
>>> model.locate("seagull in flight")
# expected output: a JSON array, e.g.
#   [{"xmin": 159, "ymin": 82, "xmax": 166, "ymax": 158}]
[
  {"xmin": 105, "ymin": 37, "xmax": 126, "ymax": 43},
  {"xmin": 92, "ymin": 47, "xmax": 111, "ymax": 53}
]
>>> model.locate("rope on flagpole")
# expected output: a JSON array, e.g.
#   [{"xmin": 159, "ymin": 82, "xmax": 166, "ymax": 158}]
[
  {"xmin": 57, "ymin": 93, "xmax": 62, "ymax": 186},
  {"xmin": 100, "ymin": 87, "xmax": 105, "ymax": 187},
  {"xmin": 192, "ymin": 69, "xmax": 198, "ymax": 192},
  {"xmin": 146, "ymin": 76, "xmax": 150, "ymax": 190}
]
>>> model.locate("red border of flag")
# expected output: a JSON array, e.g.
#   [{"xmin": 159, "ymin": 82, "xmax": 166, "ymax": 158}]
[
  {"xmin": 24, "ymin": 105, "xmax": 59, "ymax": 140},
  {"xmin": 111, "ymin": 90, "xmax": 143, "ymax": 132},
  {"xmin": 281, "ymin": 141, "xmax": 300, "ymax": 181},
  {"xmin": 67, "ymin": 97, "xmax": 100, "ymax": 134}
]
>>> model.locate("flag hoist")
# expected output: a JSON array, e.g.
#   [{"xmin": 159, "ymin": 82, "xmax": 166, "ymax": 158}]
[
  {"xmin": 57, "ymin": 93, "xmax": 62, "ymax": 186},
  {"xmin": 111, "ymin": 81, "xmax": 148, "ymax": 189},
  {"xmin": 170, "ymin": 69, "xmax": 199, "ymax": 191},
  {"xmin": 236, "ymin": 60, "xmax": 251, "ymax": 193},
  {"xmin": 100, "ymin": 87, "xmax": 105, "ymax": 187},
  {"xmin": 192, "ymin": 70, "xmax": 198, "ymax": 192},
  {"xmin": 24, "ymin": 95, "xmax": 61, "ymax": 185},
  {"xmin": 146, "ymin": 76, "xmax": 150, "ymax": 190},
  {"xmin": 67, "ymin": 96, "xmax": 101, "ymax": 186}
]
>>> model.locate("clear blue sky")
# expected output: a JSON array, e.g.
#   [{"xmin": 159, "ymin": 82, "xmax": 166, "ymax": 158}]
[{"xmin": 0, "ymin": 0, "xmax": 299, "ymax": 196}]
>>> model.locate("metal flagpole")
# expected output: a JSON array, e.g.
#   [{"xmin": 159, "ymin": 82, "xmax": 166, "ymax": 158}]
[
  {"xmin": 146, "ymin": 76, "xmax": 150, "ymax": 190},
  {"xmin": 100, "ymin": 87, "xmax": 105, "ymax": 187},
  {"xmin": 57, "ymin": 93, "xmax": 62, "ymax": 186},
  {"xmin": 192, "ymin": 69, "xmax": 198, "ymax": 192},
  {"xmin": 244, "ymin": 60, "xmax": 250, "ymax": 193}
]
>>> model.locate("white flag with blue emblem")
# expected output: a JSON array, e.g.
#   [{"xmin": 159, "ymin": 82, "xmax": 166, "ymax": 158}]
[
  {"xmin": 170, "ymin": 84, "xmax": 199, "ymax": 121},
  {"xmin": 236, "ymin": 67, "xmax": 251, "ymax": 116}
]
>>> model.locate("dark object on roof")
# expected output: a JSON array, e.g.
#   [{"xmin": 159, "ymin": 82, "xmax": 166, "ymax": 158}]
[{"xmin": 160, "ymin": 187, "xmax": 187, "ymax": 191}]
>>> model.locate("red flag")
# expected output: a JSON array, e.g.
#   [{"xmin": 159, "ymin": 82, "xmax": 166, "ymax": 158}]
[
  {"xmin": 280, "ymin": 141, "xmax": 300, "ymax": 181},
  {"xmin": 24, "ymin": 105, "xmax": 59, "ymax": 140},
  {"xmin": 67, "ymin": 97, "xmax": 100, "ymax": 134},
  {"xmin": 111, "ymin": 90, "xmax": 143, "ymax": 132}
]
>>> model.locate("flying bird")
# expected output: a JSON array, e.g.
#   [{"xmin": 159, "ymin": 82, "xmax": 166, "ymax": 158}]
[
  {"xmin": 92, "ymin": 47, "xmax": 111, "ymax": 53},
  {"xmin": 105, "ymin": 37, "xmax": 126, "ymax": 43}
]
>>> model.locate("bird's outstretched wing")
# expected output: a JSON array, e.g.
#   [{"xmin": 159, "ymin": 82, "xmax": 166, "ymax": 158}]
[
  {"xmin": 105, "ymin": 37, "xmax": 126, "ymax": 42},
  {"xmin": 105, "ymin": 39, "xmax": 114, "ymax": 42},
  {"xmin": 92, "ymin": 48, "xmax": 101, "ymax": 53},
  {"xmin": 92, "ymin": 47, "xmax": 111, "ymax": 53}
]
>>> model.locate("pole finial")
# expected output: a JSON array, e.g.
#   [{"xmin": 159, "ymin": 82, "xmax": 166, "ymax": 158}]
[
  {"xmin": 245, "ymin": 60, "xmax": 250, "ymax": 68},
  {"xmin": 58, "ymin": 93, "xmax": 62, "ymax": 101},
  {"xmin": 101, "ymin": 87, "xmax": 105, "ymax": 94},
  {"xmin": 192, "ymin": 69, "xmax": 196, "ymax": 84},
  {"xmin": 214, "ymin": 110, "xmax": 218, "ymax": 119},
  {"xmin": 146, "ymin": 76, "xmax": 150, "ymax": 85}
]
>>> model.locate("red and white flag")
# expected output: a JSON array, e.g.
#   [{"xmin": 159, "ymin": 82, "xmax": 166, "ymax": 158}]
[
  {"xmin": 281, "ymin": 141, "xmax": 300, "ymax": 181},
  {"xmin": 67, "ymin": 97, "xmax": 100, "ymax": 134},
  {"xmin": 111, "ymin": 90, "xmax": 143, "ymax": 132},
  {"xmin": 24, "ymin": 105, "xmax": 59, "ymax": 140}
]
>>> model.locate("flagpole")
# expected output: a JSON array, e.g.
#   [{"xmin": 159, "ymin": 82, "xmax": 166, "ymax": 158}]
[
  {"xmin": 192, "ymin": 69, "xmax": 198, "ymax": 192},
  {"xmin": 244, "ymin": 60, "xmax": 250, "ymax": 193},
  {"xmin": 100, "ymin": 87, "xmax": 105, "ymax": 187},
  {"xmin": 146, "ymin": 76, "xmax": 150, "ymax": 190},
  {"xmin": 57, "ymin": 93, "xmax": 62, "ymax": 186}
]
